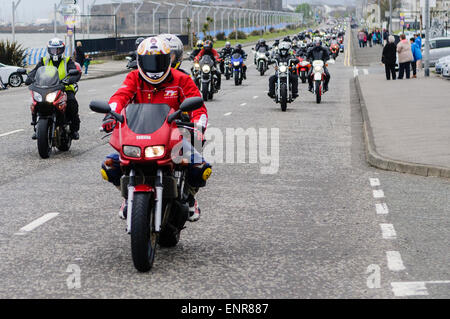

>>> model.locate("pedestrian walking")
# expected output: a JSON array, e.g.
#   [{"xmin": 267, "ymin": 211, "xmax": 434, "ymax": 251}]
[
  {"xmin": 383, "ymin": 29, "xmax": 389, "ymax": 46},
  {"xmin": 382, "ymin": 35, "xmax": 397, "ymax": 80},
  {"xmin": 396, "ymin": 34, "xmax": 414, "ymax": 79},
  {"xmin": 414, "ymin": 34, "xmax": 423, "ymax": 71},
  {"xmin": 83, "ymin": 55, "xmax": 91, "ymax": 75},
  {"xmin": 410, "ymin": 37, "xmax": 422, "ymax": 78},
  {"xmin": 358, "ymin": 30, "xmax": 365, "ymax": 48},
  {"xmin": 74, "ymin": 41, "xmax": 85, "ymax": 67}
]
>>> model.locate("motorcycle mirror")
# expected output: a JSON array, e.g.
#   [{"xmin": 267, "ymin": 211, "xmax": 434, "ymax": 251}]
[
  {"xmin": 179, "ymin": 97, "xmax": 204, "ymax": 113},
  {"xmin": 90, "ymin": 101, "xmax": 111, "ymax": 114},
  {"xmin": 17, "ymin": 68, "xmax": 27, "ymax": 75}
]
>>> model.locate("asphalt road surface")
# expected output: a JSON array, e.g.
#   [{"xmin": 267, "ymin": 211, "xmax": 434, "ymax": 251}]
[{"xmin": 0, "ymin": 36, "xmax": 448, "ymax": 299}]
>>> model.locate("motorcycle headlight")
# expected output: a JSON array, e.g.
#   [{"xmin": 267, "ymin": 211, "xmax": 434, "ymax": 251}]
[
  {"xmin": 202, "ymin": 65, "xmax": 211, "ymax": 73},
  {"xmin": 314, "ymin": 65, "xmax": 322, "ymax": 72},
  {"xmin": 123, "ymin": 146, "xmax": 141, "ymax": 158},
  {"xmin": 194, "ymin": 63, "xmax": 200, "ymax": 70},
  {"xmin": 233, "ymin": 61, "xmax": 240, "ymax": 66},
  {"xmin": 279, "ymin": 65, "xmax": 287, "ymax": 73},
  {"xmin": 33, "ymin": 92, "xmax": 43, "ymax": 102},
  {"xmin": 46, "ymin": 92, "xmax": 57, "ymax": 103},
  {"xmin": 301, "ymin": 61, "xmax": 309, "ymax": 66},
  {"xmin": 145, "ymin": 146, "xmax": 165, "ymax": 158}
]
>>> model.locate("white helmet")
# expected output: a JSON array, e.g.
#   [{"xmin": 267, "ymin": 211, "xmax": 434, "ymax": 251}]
[
  {"xmin": 137, "ymin": 37, "xmax": 171, "ymax": 85},
  {"xmin": 48, "ymin": 38, "xmax": 65, "ymax": 62},
  {"xmin": 158, "ymin": 34, "xmax": 184, "ymax": 69}
]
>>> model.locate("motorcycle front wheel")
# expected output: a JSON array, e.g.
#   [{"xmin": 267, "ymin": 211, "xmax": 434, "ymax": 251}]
[
  {"xmin": 202, "ymin": 84, "xmax": 209, "ymax": 102},
  {"xmin": 280, "ymin": 83, "xmax": 288, "ymax": 112},
  {"xmin": 315, "ymin": 80, "xmax": 322, "ymax": 104},
  {"xmin": 37, "ymin": 118, "xmax": 52, "ymax": 159},
  {"xmin": 234, "ymin": 70, "xmax": 240, "ymax": 86},
  {"xmin": 131, "ymin": 192, "xmax": 157, "ymax": 272}
]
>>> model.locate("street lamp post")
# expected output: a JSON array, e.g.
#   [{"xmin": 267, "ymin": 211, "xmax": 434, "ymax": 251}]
[
  {"xmin": 424, "ymin": 0, "xmax": 430, "ymax": 77},
  {"xmin": 11, "ymin": 0, "xmax": 22, "ymax": 43}
]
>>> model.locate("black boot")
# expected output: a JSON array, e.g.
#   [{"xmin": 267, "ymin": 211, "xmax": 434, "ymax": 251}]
[{"xmin": 70, "ymin": 131, "xmax": 79, "ymax": 140}]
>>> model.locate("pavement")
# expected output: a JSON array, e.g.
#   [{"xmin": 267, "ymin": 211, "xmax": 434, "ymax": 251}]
[
  {"xmin": 0, "ymin": 33, "xmax": 448, "ymax": 299},
  {"xmin": 351, "ymin": 31, "xmax": 450, "ymax": 178}
]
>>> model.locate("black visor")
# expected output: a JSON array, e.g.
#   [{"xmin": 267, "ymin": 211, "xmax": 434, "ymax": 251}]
[
  {"xmin": 48, "ymin": 47, "xmax": 64, "ymax": 56},
  {"xmin": 138, "ymin": 54, "xmax": 170, "ymax": 73}
]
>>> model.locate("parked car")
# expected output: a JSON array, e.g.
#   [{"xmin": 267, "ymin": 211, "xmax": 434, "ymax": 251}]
[
  {"xmin": 424, "ymin": 37, "xmax": 450, "ymax": 66},
  {"xmin": 442, "ymin": 62, "xmax": 450, "ymax": 78},
  {"xmin": 0, "ymin": 62, "xmax": 28, "ymax": 87},
  {"xmin": 435, "ymin": 55, "xmax": 450, "ymax": 74}
]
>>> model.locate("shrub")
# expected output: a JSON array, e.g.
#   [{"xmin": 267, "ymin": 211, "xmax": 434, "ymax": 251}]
[
  {"xmin": 250, "ymin": 30, "xmax": 264, "ymax": 36},
  {"xmin": 269, "ymin": 27, "xmax": 275, "ymax": 33},
  {"xmin": 0, "ymin": 40, "xmax": 27, "ymax": 67},
  {"xmin": 216, "ymin": 32, "xmax": 226, "ymax": 41},
  {"xmin": 228, "ymin": 30, "xmax": 247, "ymax": 40}
]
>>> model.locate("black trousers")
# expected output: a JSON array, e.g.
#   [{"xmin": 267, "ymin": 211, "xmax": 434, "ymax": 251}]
[
  {"xmin": 398, "ymin": 62, "xmax": 410, "ymax": 79},
  {"xmin": 66, "ymin": 91, "xmax": 80, "ymax": 132},
  {"xmin": 308, "ymin": 67, "xmax": 330, "ymax": 88},
  {"xmin": 411, "ymin": 61, "xmax": 417, "ymax": 76},
  {"xmin": 269, "ymin": 73, "xmax": 298, "ymax": 95},
  {"xmin": 385, "ymin": 64, "xmax": 396, "ymax": 80}
]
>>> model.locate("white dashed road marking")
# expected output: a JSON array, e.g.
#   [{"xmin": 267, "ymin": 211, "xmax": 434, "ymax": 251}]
[
  {"xmin": 224, "ymin": 112, "xmax": 232, "ymax": 116},
  {"xmin": 375, "ymin": 203, "xmax": 389, "ymax": 215},
  {"xmin": 15, "ymin": 213, "xmax": 59, "ymax": 235},
  {"xmin": 369, "ymin": 178, "xmax": 380, "ymax": 187},
  {"xmin": 373, "ymin": 189, "xmax": 385, "ymax": 199},
  {"xmin": 386, "ymin": 251, "xmax": 406, "ymax": 271},
  {"xmin": 363, "ymin": 69, "xmax": 369, "ymax": 75},
  {"xmin": 0, "ymin": 129, "xmax": 24, "ymax": 137},
  {"xmin": 253, "ymin": 95, "xmax": 258, "ymax": 99},
  {"xmin": 391, "ymin": 281, "xmax": 450, "ymax": 297},
  {"xmin": 240, "ymin": 103, "xmax": 247, "ymax": 106},
  {"xmin": 380, "ymin": 223, "xmax": 397, "ymax": 239}
]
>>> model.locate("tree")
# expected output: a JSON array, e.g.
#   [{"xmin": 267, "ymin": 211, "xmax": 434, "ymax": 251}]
[
  {"xmin": 0, "ymin": 40, "xmax": 27, "ymax": 67},
  {"xmin": 296, "ymin": 3, "xmax": 312, "ymax": 21}
]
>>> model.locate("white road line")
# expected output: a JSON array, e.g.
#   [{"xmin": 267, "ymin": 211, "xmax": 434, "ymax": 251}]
[
  {"xmin": 15, "ymin": 213, "xmax": 59, "ymax": 235},
  {"xmin": 380, "ymin": 224, "xmax": 397, "ymax": 239},
  {"xmin": 0, "ymin": 129, "xmax": 24, "ymax": 138},
  {"xmin": 373, "ymin": 189, "xmax": 385, "ymax": 199},
  {"xmin": 390, "ymin": 281, "xmax": 450, "ymax": 297},
  {"xmin": 353, "ymin": 67, "xmax": 359, "ymax": 77},
  {"xmin": 376, "ymin": 203, "xmax": 389, "ymax": 215},
  {"xmin": 240, "ymin": 103, "xmax": 247, "ymax": 106},
  {"xmin": 224, "ymin": 112, "xmax": 232, "ymax": 116},
  {"xmin": 391, "ymin": 282, "xmax": 429, "ymax": 296},
  {"xmin": 253, "ymin": 95, "xmax": 259, "ymax": 99},
  {"xmin": 386, "ymin": 251, "xmax": 406, "ymax": 271},
  {"xmin": 363, "ymin": 69, "xmax": 369, "ymax": 75},
  {"xmin": 369, "ymin": 178, "xmax": 380, "ymax": 187}
]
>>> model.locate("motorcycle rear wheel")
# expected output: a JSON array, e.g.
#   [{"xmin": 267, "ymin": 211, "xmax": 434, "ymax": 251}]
[
  {"xmin": 37, "ymin": 118, "xmax": 52, "ymax": 159},
  {"xmin": 131, "ymin": 193, "xmax": 157, "ymax": 272}
]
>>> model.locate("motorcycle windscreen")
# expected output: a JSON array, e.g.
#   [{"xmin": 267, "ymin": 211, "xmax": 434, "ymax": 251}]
[
  {"xmin": 257, "ymin": 47, "xmax": 267, "ymax": 53},
  {"xmin": 200, "ymin": 55, "xmax": 214, "ymax": 66},
  {"xmin": 126, "ymin": 104, "xmax": 171, "ymax": 135},
  {"xmin": 232, "ymin": 53, "xmax": 242, "ymax": 60},
  {"xmin": 34, "ymin": 66, "xmax": 60, "ymax": 88}
]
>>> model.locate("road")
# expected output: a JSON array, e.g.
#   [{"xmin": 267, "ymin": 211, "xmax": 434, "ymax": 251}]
[{"xmin": 0, "ymin": 35, "xmax": 448, "ymax": 299}]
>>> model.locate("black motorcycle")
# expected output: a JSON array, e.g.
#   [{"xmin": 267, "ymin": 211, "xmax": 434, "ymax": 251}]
[
  {"xmin": 29, "ymin": 66, "xmax": 80, "ymax": 158},
  {"xmin": 198, "ymin": 55, "xmax": 218, "ymax": 101}
]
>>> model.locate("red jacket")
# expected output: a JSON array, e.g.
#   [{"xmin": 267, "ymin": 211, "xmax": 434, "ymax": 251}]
[
  {"xmin": 194, "ymin": 48, "xmax": 221, "ymax": 63},
  {"xmin": 109, "ymin": 69, "xmax": 208, "ymax": 128}
]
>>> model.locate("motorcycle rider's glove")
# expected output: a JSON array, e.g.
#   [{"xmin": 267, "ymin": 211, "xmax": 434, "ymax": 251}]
[{"xmin": 102, "ymin": 114, "xmax": 117, "ymax": 133}]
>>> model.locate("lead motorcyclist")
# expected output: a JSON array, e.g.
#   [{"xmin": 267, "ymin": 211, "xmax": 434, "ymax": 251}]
[
  {"xmin": 231, "ymin": 43, "xmax": 248, "ymax": 79},
  {"xmin": 219, "ymin": 41, "xmax": 233, "ymax": 74},
  {"xmin": 101, "ymin": 36, "xmax": 210, "ymax": 222},
  {"xmin": 26, "ymin": 38, "xmax": 81, "ymax": 140},
  {"xmin": 194, "ymin": 40, "xmax": 222, "ymax": 90},
  {"xmin": 306, "ymin": 37, "xmax": 331, "ymax": 93},
  {"xmin": 267, "ymin": 41, "xmax": 299, "ymax": 99}
]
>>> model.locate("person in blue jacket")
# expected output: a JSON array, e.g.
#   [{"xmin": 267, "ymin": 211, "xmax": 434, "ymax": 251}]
[{"xmin": 410, "ymin": 37, "xmax": 422, "ymax": 78}]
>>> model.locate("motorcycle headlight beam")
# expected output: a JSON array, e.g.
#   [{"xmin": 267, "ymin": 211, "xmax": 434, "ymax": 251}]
[
  {"xmin": 233, "ymin": 62, "xmax": 240, "ymax": 67},
  {"xmin": 314, "ymin": 65, "xmax": 322, "ymax": 72},
  {"xmin": 46, "ymin": 92, "xmax": 57, "ymax": 103},
  {"xmin": 123, "ymin": 146, "xmax": 141, "ymax": 158},
  {"xmin": 145, "ymin": 146, "xmax": 165, "ymax": 159},
  {"xmin": 279, "ymin": 65, "xmax": 287, "ymax": 73},
  {"xmin": 202, "ymin": 65, "xmax": 211, "ymax": 73}
]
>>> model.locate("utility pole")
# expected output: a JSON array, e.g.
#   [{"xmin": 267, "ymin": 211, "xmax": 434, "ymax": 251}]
[
  {"xmin": 424, "ymin": 0, "xmax": 430, "ymax": 77},
  {"xmin": 11, "ymin": 0, "xmax": 22, "ymax": 43},
  {"xmin": 389, "ymin": 0, "xmax": 392, "ymax": 34},
  {"xmin": 189, "ymin": 0, "xmax": 193, "ymax": 48}
]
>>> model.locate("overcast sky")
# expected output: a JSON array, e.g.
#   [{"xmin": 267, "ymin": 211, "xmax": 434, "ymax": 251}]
[{"xmin": 0, "ymin": 0, "xmax": 354, "ymax": 23}]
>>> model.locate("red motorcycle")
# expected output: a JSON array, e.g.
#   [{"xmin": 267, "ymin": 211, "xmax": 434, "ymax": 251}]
[
  {"xmin": 90, "ymin": 97, "xmax": 206, "ymax": 272},
  {"xmin": 296, "ymin": 55, "xmax": 311, "ymax": 84},
  {"xmin": 330, "ymin": 43, "xmax": 340, "ymax": 60}
]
